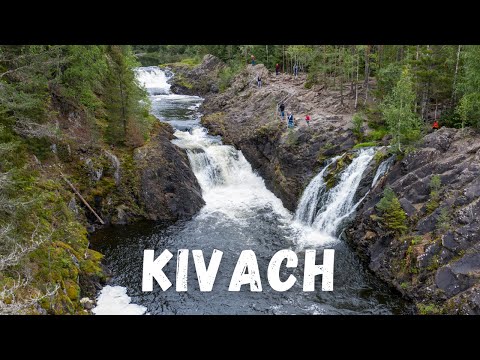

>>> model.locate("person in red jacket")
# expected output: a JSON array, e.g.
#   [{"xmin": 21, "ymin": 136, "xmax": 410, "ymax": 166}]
[
  {"xmin": 305, "ymin": 114, "xmax": 311, "ymax": 126},
  {"xmin": 432, "ymin": 120, "xmax": 439, "ymax": 130},
  {"xmin": 275, "ymin": 63, "xmax": 280, "ymax": 76}
]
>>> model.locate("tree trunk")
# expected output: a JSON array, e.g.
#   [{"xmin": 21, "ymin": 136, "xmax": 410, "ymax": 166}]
[
  {"xmin": 377, "ymin": 44, "xmax": 383, "ymax": 70},
  {"xmin": 452, "ymin": 45, "xmax": 462, "ymax": 103},
  {"xmin": 350, "ymin": 46, "xmax": 355, "ymax": 95},
  {"xmin": 363, "ymin": 45, "xmax": 370, "ymax": 106},
  {"xmin": 266, "ymin": 45, "xmax": 268, "ymax": 67},
  {"xmin": 339, "ymin": 46, "xmax": 344, "ymax": 106},
  {"xmin": 323, "ymin": 45, "xmax": 327, "ymax": 87},
  {"xmin": 355, "ymin": 48, "xmax": 359, "ymax": 110}
]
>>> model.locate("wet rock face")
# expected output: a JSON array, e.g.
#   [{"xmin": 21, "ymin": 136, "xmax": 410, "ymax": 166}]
[
  {"xmin": 346, "ymin": 127, "xmax": 480, "ymax": 314},
  {"xmin": 134, "ymin": 123, "xmax": 205, "ymax": 221}
]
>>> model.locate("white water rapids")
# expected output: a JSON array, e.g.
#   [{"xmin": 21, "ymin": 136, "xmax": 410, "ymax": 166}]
[{"xmin": 92, "ymin": 67, "xmax": 404, "ymax": 315}]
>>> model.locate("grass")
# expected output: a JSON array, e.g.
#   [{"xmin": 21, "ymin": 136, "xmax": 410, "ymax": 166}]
[{"xmin": 353, "ymin": 141, "xmax": 377, "ymax": 149}]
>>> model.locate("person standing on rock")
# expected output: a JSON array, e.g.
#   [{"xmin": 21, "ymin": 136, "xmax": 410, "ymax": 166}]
[
  {"xmin": 305, "ymin": 114, "xmax": 311, "ymax": 126},
  {"xmin": 251, "ymin": 54, "xmax": 256, "ymax": 66},
  {"xmin": 293, "ymin": 64, "xmax": 298, "ymax": 78},
  {"xmin": 287, "ymin": 112, "xmax": 295, "ymax": 128},
  {"xmin": 275, "ymin": 63, "xmax": 280, "ymax": 76},
  {"xmin": 257, "ymin": 74, "xmax": 262, "ymax": 88},
  {"xmin": 279, "ymin": 103, "xmax": 285, "ymax": 120}
]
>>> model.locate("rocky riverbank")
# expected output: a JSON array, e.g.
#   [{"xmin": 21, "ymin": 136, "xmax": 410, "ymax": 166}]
[
  {"xmin": 25, "ymin": 90, "xmax": 204, "ymax": 314},
  {"xmin": 347, "ymin": 127, "xmax": 480, "ymax": 314}
]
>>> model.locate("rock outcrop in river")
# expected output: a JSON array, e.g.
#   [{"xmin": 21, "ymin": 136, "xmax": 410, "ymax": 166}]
[
  {"xmin": 166, "ymin": 54, "xmax": 226, "ymax": 96},
  {"xmin": 134, "ymin": 122, "xmax": 205, "ymax": 221}
]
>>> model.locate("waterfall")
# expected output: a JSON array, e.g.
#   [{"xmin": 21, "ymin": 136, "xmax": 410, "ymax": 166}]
[
  {"xmin": 172, "ymin": 127, "xmax": 291, "ymax": 221},
  {"xmin": 371, "ymin": 155, "xmax": 395, "ymax": 188},
  {"xmin": 295, "ymin": 148, "xmax": 376, "ymax": 237},
  {"xmin": 294, "ymin": 156, "xmax": 339, "ymax": 225},
  {"xmin": 134, "ymin": 66, "xmax": 172, "ymax": 95}
]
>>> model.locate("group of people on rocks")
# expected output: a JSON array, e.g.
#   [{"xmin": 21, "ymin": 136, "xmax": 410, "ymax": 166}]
[{"xmin": 278, "ymin": 102, "xmax": 310, "ymax": 128}]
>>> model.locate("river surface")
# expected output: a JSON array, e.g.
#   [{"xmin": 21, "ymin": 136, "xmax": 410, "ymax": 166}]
[{"xmin": 91, "ymin": 67, "xmax": 410, "ymax": 315}]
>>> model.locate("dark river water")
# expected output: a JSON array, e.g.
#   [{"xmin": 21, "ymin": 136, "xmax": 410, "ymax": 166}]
[{"xmin": 90, "ymin": 67, "xmax": 411, "ymax": 315}]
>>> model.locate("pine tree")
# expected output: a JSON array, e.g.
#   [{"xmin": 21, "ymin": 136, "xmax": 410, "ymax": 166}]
[
  {"xmin": 103, "ymin": 45, "xmax": 150, "ymax": 146},
  {"xmin": 456, "ymin": 45, "xmax": 480, "ymax": 129}
]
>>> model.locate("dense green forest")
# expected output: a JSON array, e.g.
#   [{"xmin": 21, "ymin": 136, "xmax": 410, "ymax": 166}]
[
  {"xmin": 0, "ymin": 45, "xmax": 153, "ymax": 313},
  {"xmin": 2, "ymin": 44, "xmax": 480, "ymax": 314},
  {"xmin": 135, "ymin": 45, "xmax": 480, "ymax": 131}
]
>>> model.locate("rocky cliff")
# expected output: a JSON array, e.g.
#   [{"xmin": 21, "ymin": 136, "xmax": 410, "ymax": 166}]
[
  {"xmin": 134, "ymin": 122, "xmax": 205, "ymax": 221},
  {"xmin": 201, "ymin": 63, "xmax": 356, "ymax": 211},
  {"xmin": 347, "ymin": 127, "xmax": 480, "ymax": 314},
  {"xmin": 164, "ymin": 54, "xmax": 226, "ymax": 96}
]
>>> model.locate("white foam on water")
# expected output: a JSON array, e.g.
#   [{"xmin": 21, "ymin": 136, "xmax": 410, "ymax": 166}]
[
  {"xmin": 135, "ymin": 66, "xmax": 172, "ymax": 95},
  {"xmin": 173, "ymin": 128, "xmax": 291, "ymax": 222},
  {"xmin": 92, "ymin": 285, "xmax": 147, "ymax": 315}
]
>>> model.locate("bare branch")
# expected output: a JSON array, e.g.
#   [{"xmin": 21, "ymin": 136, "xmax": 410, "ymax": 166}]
[
  {"xmin": 0, "ymin": 222, "xmax": 53, "ymax": 271},
  {"xmin": 13, "ymin": 117, "xmax": 59, "ymax": 140}
]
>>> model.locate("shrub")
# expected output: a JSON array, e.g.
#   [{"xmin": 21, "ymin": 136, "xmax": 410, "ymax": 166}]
[
  {"xmin": 376, "ymin": 187, "xmax": 408, "ymax": 234},
  {"xmin": 352, "ymin": 112, "xmax": 364, "ymax": 141},
  {"xmin": 426, "ymin": 175, "xmax": 441, "ymax": 214}
]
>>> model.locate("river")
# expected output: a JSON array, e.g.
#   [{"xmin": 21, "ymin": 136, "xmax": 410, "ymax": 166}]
[{"xmin": 90, "ymin": 66, "xmax": 410, "ymax": 315}]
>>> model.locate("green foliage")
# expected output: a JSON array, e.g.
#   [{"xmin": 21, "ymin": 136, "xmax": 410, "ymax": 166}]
[
  {"xmin": 375, "ymin": 62, "xmax": 402, "ymax": 100},
  {"xmin": 381, "ymin": 66, "xmax": 423, "ymax": 153},
  {"xmin": 218, "ymin": 61, "xmax": 243, "ymax": 92},
  {"xmin": 353, "ymin": 141, "xmax": 377, "ymax": 149},
  {"xmin": 352, "ymin": 112, "xmax": 364, "ymax": 141},
  {"xmin": 426, "ymin": 175, "xmax": 442, "ymax": 214},
  {"xmin": 417, "ymin": 303, "xmax": 442, "ymax": 315},
  {"xmin": 376, "ymin": 187, "xmax": 408, "ymax": 234},
  {"xmin": 103, "ymin": 45, "xmax": 152, "ymax": 146},
  {"xmin": 60, "ymin": 45, "xmax": 108, "ymax": 110},
  {"xmin": 456, "ymin": 46, "xmax": 480, "ymax": 129},
  {"xmin": 436, "ymin": 207, "xmax": 451, "ymax": 234}
]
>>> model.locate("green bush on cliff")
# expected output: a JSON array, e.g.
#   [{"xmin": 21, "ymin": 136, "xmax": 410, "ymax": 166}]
[
  {"xmin": 218, "ymin": 61, "xmax": 243, "ymax": 92},
  {"xmin": 376, "ymin": 187, "xmax": 408, "ymax": 234},
  {"xmin": 426, "ymin": 175, "xmax": 442, "ymax": 214},
  {"xmin": 352, "ymin": 112, "xmax": 364, "ymax": 142}
]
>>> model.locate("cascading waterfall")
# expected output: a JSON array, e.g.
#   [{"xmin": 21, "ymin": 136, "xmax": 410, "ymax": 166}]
[
  {"xmin": 371, "ymin": 155, "xmax": 395, "ymax": 188},
  {"xmin": 294, "ymin": 156, "xmax": 339, "ymax": 225},
  {"xmin": 295, "ymin": 148, "xmax": 376, "ymax": 237},
  {"xmin": 135, "ymin": 66, "xmax": 172, "ymax": 95},
  {"xmin": 92, "ymin": 67, "xmax": 408, "ymax": 315}
]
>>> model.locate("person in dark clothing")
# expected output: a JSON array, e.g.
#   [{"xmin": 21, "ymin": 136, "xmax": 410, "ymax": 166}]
[
  {"xmin": 257, "ymin": 75, "xmax": 262, "ymax": 88},
  {"xmin": 293, "ymin": 64, "xmax": 298, "ymax": 78},
  {"xmin": 251, "ymin": 54, "xmax": 256, "ymax": 66},
  {"xmin": 279, "ymin": 103, "xmax": 285, "ymax": 119},
  {"xmin": 275, "ymin": 63, "xmax": 280, "ymax": 76}
]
